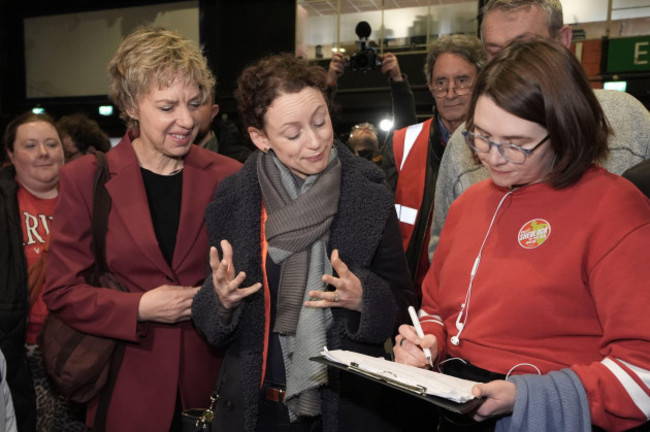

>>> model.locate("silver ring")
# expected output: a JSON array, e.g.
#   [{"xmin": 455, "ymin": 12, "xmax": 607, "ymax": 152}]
[
  {"xmin": 399, "ymin": 338, "xmax": 406, "ymax": 347},
  {"xmin": 333, "ymin": 291, "xmax": 340, "ymax": 302}
]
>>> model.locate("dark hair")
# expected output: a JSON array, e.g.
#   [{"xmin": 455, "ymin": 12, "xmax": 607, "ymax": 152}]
[
  {"xmin": 466, "ymin": 38, "xmax": 610, "ymax": 188},
  {"xmin": 235, "ymin": 53, "xmax": 328, "ymax": 131},
  {"xmin": 56, "ymin": 113, "xmax": 112, "ymax": 154},
  {"xmin": 3, "ymin": 112, "xmax": 59, "ymax": 160}
]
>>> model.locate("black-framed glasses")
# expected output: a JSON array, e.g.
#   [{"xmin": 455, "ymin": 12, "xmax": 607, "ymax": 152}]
[
  {"xmin": 462, "ymin": 130, "xmax": 550, "ymax": 164},
  {"xmin": 431, "ymin": 77, "xmax": 473, "ymax": 98}
]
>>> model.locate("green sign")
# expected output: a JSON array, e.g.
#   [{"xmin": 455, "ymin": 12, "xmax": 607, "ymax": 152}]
[{"xmin": 607, "ymin": 36, "xmax": 650, "ymax": 73}]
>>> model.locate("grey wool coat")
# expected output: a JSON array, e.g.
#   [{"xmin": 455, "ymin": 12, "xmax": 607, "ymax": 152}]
[{"xmin": 192, "ymin": 142, "xmax": 416, "ymax": 432}]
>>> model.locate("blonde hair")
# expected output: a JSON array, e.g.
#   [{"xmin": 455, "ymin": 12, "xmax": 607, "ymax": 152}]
[{"xmin": 108, "ymin": 24, "xmax": 215, "ymax": 131}]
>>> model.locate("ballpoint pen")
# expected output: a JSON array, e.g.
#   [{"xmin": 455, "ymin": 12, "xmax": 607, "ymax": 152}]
[{"xmin": 407, "ymin": 306, "xmax": 434, "ymax": 369}]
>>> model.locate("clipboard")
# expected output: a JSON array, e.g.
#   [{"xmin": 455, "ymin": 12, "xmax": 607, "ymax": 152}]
[{"xmin": 310, "ymin": 355, "xmax": 484, "ymax": 415}]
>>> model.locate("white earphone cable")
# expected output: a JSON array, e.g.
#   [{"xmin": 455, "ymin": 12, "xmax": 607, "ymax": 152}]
[{"xmin": 451, "ymin": 189, "xmax": 515, "ymax": 346}]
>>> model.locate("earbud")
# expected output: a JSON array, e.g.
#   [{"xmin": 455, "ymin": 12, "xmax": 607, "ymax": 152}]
[
  {"xmin": 455, "ymin": 303, "xmax": 466, "ymax": 331},
  {"xmin": 450, "ymin": 336, "xmax": 460, "ymax": 346}
]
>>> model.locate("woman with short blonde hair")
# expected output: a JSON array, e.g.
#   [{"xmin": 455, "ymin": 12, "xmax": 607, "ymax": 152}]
[{"xmin": 44, "ymin": 25, "xmax": 241, "ymax": 431}]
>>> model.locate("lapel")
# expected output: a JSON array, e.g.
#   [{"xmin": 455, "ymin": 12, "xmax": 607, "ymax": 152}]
[
  {"xmin": 105, "ymin": 134, "xmax": 174, "ymax": 279},
  {"xmin": 171, "ymin": 145, "xmax": 216, "ymax": 270}
]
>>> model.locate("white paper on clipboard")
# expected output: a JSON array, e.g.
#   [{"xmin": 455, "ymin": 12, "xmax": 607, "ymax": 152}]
[{"xmin": 320, "ymin": 347, "xmax": 478, "ymax": 403}]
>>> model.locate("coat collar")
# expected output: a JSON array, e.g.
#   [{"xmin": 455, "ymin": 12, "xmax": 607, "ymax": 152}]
[{"xmin": 104, "ymin": 133, "xmax": 216, "ymax": 279}]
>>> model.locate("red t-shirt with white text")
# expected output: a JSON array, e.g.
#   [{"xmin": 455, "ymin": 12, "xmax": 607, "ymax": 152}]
[{"xmin": 16, "ymin": 183, "xmax": 57, "ymax": 344}]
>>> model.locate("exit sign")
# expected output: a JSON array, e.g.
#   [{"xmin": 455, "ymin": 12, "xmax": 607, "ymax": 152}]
[{"xmin": 607, "ymin": 37, "xmax": 650, "ymax": 73}]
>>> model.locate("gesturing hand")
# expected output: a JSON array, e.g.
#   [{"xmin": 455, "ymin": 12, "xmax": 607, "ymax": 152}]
[
  {"xmin": 210, "ymin": 240, "xmax": 262, "ymax": 310},
  {"xmin": 305, "ymin": 249, "xmax": 363, "ymax": 312}
]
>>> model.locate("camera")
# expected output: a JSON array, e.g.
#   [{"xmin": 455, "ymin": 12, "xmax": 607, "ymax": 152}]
[{"xmin": 347, "ymin": 21, "xmax": 382, "ymax": 73}]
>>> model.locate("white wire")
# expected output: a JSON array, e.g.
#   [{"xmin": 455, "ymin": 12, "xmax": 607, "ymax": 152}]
[
  {"xmin": 452, "ymin": 189, "xmax": 516, "ymax": 345},
  {"xmin": 506, "ymin": 363, "xmax": 542, "ymax": 379}
]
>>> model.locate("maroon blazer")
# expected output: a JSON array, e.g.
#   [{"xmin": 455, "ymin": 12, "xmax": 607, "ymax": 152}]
[{"xmin": 43, "ymin": 133, "xmax": 242, "ymax": 431}]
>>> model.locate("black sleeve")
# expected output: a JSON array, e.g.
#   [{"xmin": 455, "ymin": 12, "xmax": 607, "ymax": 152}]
[
  {"xmin": 389, "ymin": 74, "xmax": 417, "ymax": 131},
  {"xmin": 326, "ymin": 83, "xmax": 338, "ymax": 111},
  {"xmin": 0, "ymin": 173, "xmax": 36, "ymax": 432},
  {"xmin": 622, "ymin": 159, "xmax": 650, "ymax": 198},
  {"xmin": 379, "ymin": 130, "xmax": 398, "ymax": 193},
  {"xmin": 370, "ymin": 209, "xmax": 417, "ymax": 328}
]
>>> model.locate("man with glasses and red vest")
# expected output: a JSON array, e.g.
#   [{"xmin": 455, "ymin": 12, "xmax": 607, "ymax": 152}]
[{"xmin": 381, "ymin": 34, "xmax": 485, "ymax": 298}]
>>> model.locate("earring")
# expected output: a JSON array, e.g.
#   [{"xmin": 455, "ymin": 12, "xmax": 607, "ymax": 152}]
[{"xmin": 263, "ymin": 147, "xmax": 270, "ymax": 154}]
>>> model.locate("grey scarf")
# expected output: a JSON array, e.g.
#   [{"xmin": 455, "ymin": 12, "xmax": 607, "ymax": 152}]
[{"xmin": 257, "ymin": 148, "xmax": 341, "ymax": 420}]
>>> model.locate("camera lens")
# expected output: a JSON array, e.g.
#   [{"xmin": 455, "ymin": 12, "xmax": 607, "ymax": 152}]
[{"xmin": 356, "ymin": 54, "xmax": 369, "ymax": 68}]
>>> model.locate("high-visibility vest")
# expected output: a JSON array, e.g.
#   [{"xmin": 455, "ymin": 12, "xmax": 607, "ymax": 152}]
[{"xmin": 392, "ymin": 118, "xmax": 433, "ymax": 252}]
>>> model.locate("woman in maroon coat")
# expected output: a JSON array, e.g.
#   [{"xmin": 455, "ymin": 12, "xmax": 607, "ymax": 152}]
[{"xmin": 43, "ymin": 25, "xmax": 241, "ymax": 431}]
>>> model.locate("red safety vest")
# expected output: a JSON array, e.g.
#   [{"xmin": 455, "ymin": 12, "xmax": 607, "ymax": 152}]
[{"xmin": 392, "ymin": 118, "xmax": 433, "ymax": 252}]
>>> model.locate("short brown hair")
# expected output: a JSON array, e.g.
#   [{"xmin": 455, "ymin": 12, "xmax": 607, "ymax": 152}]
[
  {"xmin": 56, "ymin": 113, "xmax": 111, "ymax": 154},
  {"xmin": 424, "ymin": 34, "xmax": 486, "ymax": 85},
  {"xmin": 108, "ymin": 25, "xmax": 215, "ymax": 132},
  {"xmin": 465, "ymin": 38, "xmax": 610, "ymax": 188},
  {"xmin": 235, "ymin": 53, "xmax": 327, "ymax": 131},
  {"xmin": 3, "ymin": 112, "xmax": 59, "ymax": 160}
]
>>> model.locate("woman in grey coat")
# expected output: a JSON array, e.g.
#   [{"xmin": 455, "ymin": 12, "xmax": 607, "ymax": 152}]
[{"xmin": 192, "ymin": 53, "xmax": 416, "ymax": 432}]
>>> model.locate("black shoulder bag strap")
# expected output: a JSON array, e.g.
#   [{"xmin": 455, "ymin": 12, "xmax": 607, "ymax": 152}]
[
  {"xmin": 91, "ymin": 151, "xmax": 126, "ymax": 432},
  {"xmin": 91, "ymin": 151, "xmax": 111, "ymax": 277}
]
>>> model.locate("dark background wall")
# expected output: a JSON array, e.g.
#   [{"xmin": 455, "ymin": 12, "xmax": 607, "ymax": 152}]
[
  {"xmin": 200, "ymin": 0, "xmax": 297, "ymax": 112},
  {"xmin": 0, "ymin": 0, "xmax": 440, "ymax": 144},
  {"xmin": 0, "ymin": 0, "xmax": 190, "ymax": 138},
  {"xmin": 3, "ymin": 0, "xmax": 645, "ymax": 146}
]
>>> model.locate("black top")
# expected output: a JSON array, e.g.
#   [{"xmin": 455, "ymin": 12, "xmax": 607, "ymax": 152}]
[
  {"xmin": 140, "ymin": 168, "xmax": 183, "ymax": 265},
  {"xmin": 265, "ymin": 254, "xmax": 285, "ymax": 386},
  {"xmin": 623, "ymin": 159, "xmax": 650, "ymax": 198},
  {"xmin": 264, "ymin": 172, "xmax": 305, "ymax": 386}
]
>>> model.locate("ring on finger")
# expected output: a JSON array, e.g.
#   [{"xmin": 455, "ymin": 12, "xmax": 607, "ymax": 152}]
[
  {"xmin": 399, "ymin": 338, "xmax": 406, "ymax": 347},
  {"xmin": 333, "ymin": 291, "xmax": 340, "ymax": 302}
]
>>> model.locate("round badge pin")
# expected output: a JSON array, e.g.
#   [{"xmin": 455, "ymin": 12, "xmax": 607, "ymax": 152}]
[{"xmin": 517, "ymin": 219, "xmax": 551, "ymax": 249}]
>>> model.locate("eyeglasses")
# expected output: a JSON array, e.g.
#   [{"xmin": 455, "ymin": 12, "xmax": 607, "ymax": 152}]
[
  {"xmin": 431, "ymin": 77, "xmax": 473, "ymax": 98},
  {"xmin": 462, "ymin": 130, "xmax": 550, "ymax": 164}
]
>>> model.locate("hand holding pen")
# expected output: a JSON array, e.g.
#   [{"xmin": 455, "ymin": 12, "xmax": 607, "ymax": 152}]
[{"xmin": 393, "ymin": 306, "xmax": 438, "ymax": 369}]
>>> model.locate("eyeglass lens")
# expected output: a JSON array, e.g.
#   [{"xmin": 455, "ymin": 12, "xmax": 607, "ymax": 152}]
[
  {"xmin": 464, "ymin": 132, "xmax": 529, "ymax": 164},
  {"xmin": 433, "ymin": 78, "xmax": 472, "ymax": 97}
]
